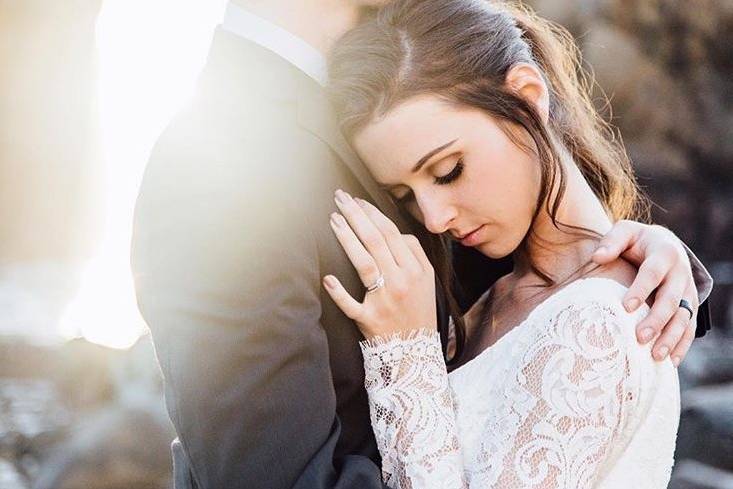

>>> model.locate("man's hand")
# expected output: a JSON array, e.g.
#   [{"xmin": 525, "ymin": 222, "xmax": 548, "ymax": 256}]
[{"xmin": 592, "ymin": 220, "xmax": 698, "ymax": 368}]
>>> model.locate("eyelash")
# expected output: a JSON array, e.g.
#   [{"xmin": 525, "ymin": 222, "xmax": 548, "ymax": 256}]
[
  {"xmin": 434, "ymin": 158, "xmax": 464, "ymax": 185},
  {"xmin": 394, "ymin": 158, "xmax": 464, "ymax": 204}
]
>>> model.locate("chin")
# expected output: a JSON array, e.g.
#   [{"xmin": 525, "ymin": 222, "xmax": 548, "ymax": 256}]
[{"xmin": 476, "ymin": 239, "xmax": 517, "ymax": 259}]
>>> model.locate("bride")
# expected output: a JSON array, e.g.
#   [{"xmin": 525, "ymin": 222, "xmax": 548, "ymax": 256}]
[{"xmin": 321, "ymin": 0, "xmax": 681, "ymax": 487}]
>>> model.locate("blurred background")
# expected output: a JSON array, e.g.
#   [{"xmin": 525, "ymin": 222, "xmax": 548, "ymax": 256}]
[{"xmin": 0, "ymin": 0, "xmax": 730, "ymax": 488}]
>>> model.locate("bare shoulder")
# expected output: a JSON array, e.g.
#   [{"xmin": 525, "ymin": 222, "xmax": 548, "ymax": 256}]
[
  {"xmin": 462, "ymin": 274, "xmax": 513, "ymax": 331},
  {"xmin": 462, "ymin": 286, "xmax": 492, "ymax": 335}
]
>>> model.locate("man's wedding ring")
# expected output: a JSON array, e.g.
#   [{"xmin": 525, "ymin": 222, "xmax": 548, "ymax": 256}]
[
  {"xmin": 366, "ymin": 274, "xmax": 385, "ymax": 293},
  {"xmin": 679, "ymin": 299, "xmax": 694, "ymax": 320}
]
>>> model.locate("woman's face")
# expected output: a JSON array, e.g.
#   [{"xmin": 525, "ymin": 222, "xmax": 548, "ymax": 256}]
[{"xmin": 352, "ymin": 94, "xmax": 542, "ymax": 259}]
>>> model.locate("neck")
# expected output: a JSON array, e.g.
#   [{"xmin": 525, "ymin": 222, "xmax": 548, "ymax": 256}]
[
  {"xmin": 512, "ymin": 151, "xmax": 613, "ymax": 285},
  {"xmin": 231, "ymin": 0, "xmax": 361, "ymax": 55}
]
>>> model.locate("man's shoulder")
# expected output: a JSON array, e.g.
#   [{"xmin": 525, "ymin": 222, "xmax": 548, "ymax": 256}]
[
  {"xmin": 137, "ymin": 29, "xmax": 348, "ymax": 215},
  {"xmin": 147, "ymin": 75, "xmax": 334, "ymax": 175},
  {"xmin": 139, "ymin": 98, "xmax": 343, "ymax": 227}
]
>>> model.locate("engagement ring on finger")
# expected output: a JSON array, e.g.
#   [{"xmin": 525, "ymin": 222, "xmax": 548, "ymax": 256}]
[{"xmin": 366, "ymin": 274, "xmax": 385, "ymax": 293}]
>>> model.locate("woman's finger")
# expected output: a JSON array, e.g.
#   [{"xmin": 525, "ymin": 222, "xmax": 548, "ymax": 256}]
[
  {"xmin": 323, "ymin": 275, "xmax": 363, "ymax": 320},
  {"xmin": 330, "ymin": 213, "xmax": 383, "ymax": 287},
  {"xmin": 335, "ymin": 190, "xmax": 398, "ymax": 274},
  {"xmin": 355, "ymin": 197, "xmax": 420, "ymax": 270},
  {"xmin": 402, "ymin": 233, "xmax": 433, "ymax": 271}
]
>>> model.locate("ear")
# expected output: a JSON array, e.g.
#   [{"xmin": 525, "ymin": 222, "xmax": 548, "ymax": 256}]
[{"xmin": 505, "ymin": 63, "xmax": 550, "ymax": 124}]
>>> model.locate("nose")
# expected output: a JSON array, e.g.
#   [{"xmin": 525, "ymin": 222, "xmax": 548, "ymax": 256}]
[{"xmin": 416, "ymin": 192, "xmax": 456, "ymax": 235}]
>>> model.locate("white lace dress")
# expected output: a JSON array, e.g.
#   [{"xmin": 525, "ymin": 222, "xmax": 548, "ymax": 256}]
[{"xmin": 360, "ymin": 278, "xmax": 680, "ymax": 488}]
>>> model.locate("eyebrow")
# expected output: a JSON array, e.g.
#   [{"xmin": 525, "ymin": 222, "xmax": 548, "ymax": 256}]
[
  {"xmin": 378, "ymin": 139, "xmax": 459, "ymax": 191},
  {"xmin": 411, "ymin": 139, "xmax": 458, "ymax": 173}
]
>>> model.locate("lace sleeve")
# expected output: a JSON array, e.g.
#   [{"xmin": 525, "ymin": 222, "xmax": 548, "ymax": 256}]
[
  {"xmin": 480, "ymin": 299, "xmax": 641, "ymax": 488},
  {"xmin": 360, "ymin": 328, "xmax": 468, "ymax": 489}
]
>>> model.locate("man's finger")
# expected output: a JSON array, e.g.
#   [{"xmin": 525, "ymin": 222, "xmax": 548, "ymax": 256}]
[
  {"xmin": 668, "ymin": 320, "xmax": 696, "ymax": 368},
  {"xmin": 592, "ymin": 220, "xmax": 639, "ymax": 264},
  {"xmin": 650, "ymin": 308, "xmax": 691, "ymax": 362},
  {"xmin": 634, "ymin": 277, "xmax": 684, "ymax": 344},
  {"xmin": 667, "ymin": 281, "xmax": 699, "ymax": 367},
  {"xmin": 625, "ymin": 254, "xmax": 676, "ymax": 313}
]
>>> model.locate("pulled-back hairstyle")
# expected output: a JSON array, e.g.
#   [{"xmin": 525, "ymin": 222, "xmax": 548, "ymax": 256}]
[{"xmin": 328, "ymin": 0, "xmax": 647, "ymax": 365}]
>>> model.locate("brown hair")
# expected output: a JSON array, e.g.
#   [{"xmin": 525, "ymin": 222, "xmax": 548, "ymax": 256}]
[{"xmin": 328, "ymin": 0, "xmax": 647, "ymax": 365}]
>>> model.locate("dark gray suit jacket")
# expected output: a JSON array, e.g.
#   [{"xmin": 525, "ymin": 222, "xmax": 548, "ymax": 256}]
[{"xmin": 131, "ymin": 29, "xmax": 448, "ymax": 489}]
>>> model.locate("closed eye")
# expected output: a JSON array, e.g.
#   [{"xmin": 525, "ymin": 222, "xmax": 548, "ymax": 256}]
[
  {"xmin": 434, "ymin": 158, "xmax": 464, "ymax": 185},
  {"xmin": 392, "ymin": 158, "xmax": 465, "ymax": 204}
]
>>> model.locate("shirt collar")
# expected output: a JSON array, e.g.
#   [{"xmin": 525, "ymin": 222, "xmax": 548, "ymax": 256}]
[{"xmin": 221, "ymin": 2, "xmax": 328, "ymax": 87}]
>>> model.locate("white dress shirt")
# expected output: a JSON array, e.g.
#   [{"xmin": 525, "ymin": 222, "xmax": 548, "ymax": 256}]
[{"xmin": 221, "ymin": 2, "xmax": 328, "ymax": 87}]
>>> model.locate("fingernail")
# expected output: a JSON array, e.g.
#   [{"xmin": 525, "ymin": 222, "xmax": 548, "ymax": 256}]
[
  {"xmin": 625, "ymin": 297, "xmax": 641, "ymax": 312},
  {"xmin": 672, "ymin": 356, "xmax": 681, "ymax": 368},
  {"xmin": 323, "ymin": 276, "xmax": 337, "ymax": 288},
  {"xmin": 655, "ymin": 346, "xmax": 669, "ymax": 361},
  {"xmin": 639, "ymin": 327, "xmax": 654, "ymax": 343},
  {"xmin": 330, "ymin": 213, "xmax": 344, "ymax": 226},
  {"xmin": 594, "ymin": 246, "xmax": 608, "ymax": 256},
  {"xmin": 335, "ymin": 189, "xmax": 351, "ymax": 204}
]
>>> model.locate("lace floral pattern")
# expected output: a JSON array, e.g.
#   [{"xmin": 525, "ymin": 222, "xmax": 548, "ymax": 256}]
[
  {"xmin": 359, "ymin": 279, "xmax": 679, "ymax": 489},
  {"xmin": 360, "ymin": 329, "xmax": 467, "ymax": 489}
]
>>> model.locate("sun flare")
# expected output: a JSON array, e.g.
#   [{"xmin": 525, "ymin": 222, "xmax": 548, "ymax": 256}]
[{"xmin": 59, "ymin": 0, "xmax": 227, "ymax": 349}]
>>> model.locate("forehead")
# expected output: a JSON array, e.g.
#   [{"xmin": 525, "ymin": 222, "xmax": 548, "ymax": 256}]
[{"xmin": 353, "ymin": 95, "xmax": 463, "ymax": 184}]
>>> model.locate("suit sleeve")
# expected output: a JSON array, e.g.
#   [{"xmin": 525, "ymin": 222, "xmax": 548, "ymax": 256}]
[
  {"xmin": 131, "ymin": 116, "xmax": 387, "ymax": 489},
  {"xmin": 681, "ymin": 243, "xmax": 714, "ymax": 337}
]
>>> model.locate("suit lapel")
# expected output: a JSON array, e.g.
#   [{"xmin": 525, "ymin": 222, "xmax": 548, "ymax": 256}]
[{"xmin": 295, "ymin": 76, "xmax": 409, "ymax": 231}]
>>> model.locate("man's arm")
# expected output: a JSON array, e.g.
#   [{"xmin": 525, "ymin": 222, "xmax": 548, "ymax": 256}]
[
  {"xmin": 592, "ymin": 220, "xmax": 714, "ymax": 367},
  {"xmin": 131, "ymin": 124, "xmax": 386, "ymax": 489}
]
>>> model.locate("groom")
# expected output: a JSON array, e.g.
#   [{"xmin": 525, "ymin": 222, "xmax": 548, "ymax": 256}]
[{"xmin": 131, "ymin": 1, "xmax": 713, "ymax": 488}]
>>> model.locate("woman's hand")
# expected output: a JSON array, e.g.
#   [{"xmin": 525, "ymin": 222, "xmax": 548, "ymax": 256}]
[
  {"xmin": 592, "ymin": 220, "xmax": 699, "ymax": 367},
  {"xmin": 323, "ymin": 189, "xmax": 437, "ymax": 340}
]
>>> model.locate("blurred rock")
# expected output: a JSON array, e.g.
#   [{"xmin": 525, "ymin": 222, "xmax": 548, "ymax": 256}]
[
  {"xmin": 0, "ymin": 335, "xmax": 173, "ymax": 489},
  {"xmin": 31, "ymin": 405, "xmax": 172, "ymax": 489},
  {"xmin": 678, "ymin": 331, "xmax": 733, "ymax": 389},
  {"xmin": 675, "ymin": 382, "xmax": 733, "ymax": 470},
  {"xmin": 530, "ymin": 0, "xmax": 733, "ymax": 184},
  {"xmin": 670, "ymin": 460, "xmax": 733, "ymax": 489},
  {"xmin": 582, "ymin": 22, "xmax": 693, "ymax": 178}
]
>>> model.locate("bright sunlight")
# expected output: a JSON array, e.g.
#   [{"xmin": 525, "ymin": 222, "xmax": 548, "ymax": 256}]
[{"xmin": 59, "ymin": 0, "xmax": 227, "ymax": 349}]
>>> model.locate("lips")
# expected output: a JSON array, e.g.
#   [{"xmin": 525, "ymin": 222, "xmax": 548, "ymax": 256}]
[{"xmin": 458, "ymin": 225, "xmax": 485, "ymax": 247}]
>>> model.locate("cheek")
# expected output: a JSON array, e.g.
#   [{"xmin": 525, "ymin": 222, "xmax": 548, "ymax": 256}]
[
  {"xmin": 494, "ymin": 152, "xmax": 540, "ymax": 217},
  {"xmin": 464, "ymin": 156, "xmax": 529, "ymax": 218},
  {"xmin": 470, "ymin": 151, "xmax": 540, "ymax": 255}
]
